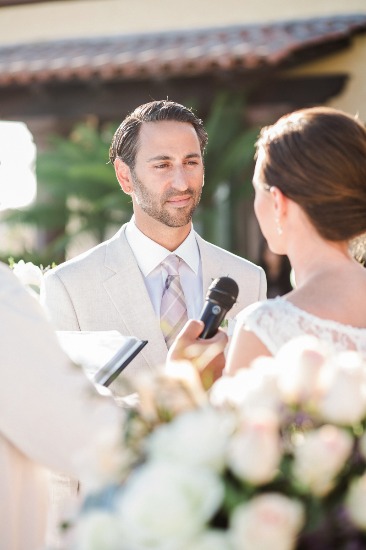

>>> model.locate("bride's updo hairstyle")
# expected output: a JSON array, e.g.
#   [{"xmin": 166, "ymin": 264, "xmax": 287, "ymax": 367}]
[{"xmin": 255, "ymin": 106, "xmax": 366, "ymax": 241}]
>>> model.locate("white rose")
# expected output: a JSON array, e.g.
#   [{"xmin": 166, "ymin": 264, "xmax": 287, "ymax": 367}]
[
  {"xmin": 12, "ymin": 259, "xmax": 43, "ymax": 288},
  {"xmin": 346, "ymin": 473, "xmax": 366, "ymax": 530},
  {"xmin": 188, "ymin": 529, "xmax": 233, "ymax": 550},
  {"xmin": 146, "ymin": 406, "xmax": 235, "ymax": 472},
  {"xmin": 73, "ymin": 510, "xmax": 123, "ymax": 550},
  {"xmin": 275, "ymin": 337, "xmax": 327, "ymax": 406},
  {"xmin": 292, "ymin": 425, "xmax": 353, "ymax": 496},
  {"xmin": 317, "ymin": 351, "xmax": 366, "ymax": 425},
  {"xmin": 227, "ymin": 409, "xmax": 281, "ymax": 485},
  {"xmin": 230, "ymin": 493, "xmax": 305, "ymax": 550},
  {"xmin": 211, "ymin": 357, "xmax": 281, "ymax": 413},
  {"xmin": 209, "ymin": 371, "xmax": 251, "ymax": 407},
  {"xmin": 117, "ymin": 461, "xmax": 224, "ymax": 549},
  {"xmin": 135, "ymin": 362, "xmax": 207, "ymax": 419}
]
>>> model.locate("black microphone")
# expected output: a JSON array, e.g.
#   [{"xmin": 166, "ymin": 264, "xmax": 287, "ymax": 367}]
[{"xmin": 198, "ymin": 277, "xmax": 239, "ymax": 339}]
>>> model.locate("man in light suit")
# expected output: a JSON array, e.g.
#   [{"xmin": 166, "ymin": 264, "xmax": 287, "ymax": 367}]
[{"xmin": 41, "ymin": 100, "xmax": 266, "ymax": 393}]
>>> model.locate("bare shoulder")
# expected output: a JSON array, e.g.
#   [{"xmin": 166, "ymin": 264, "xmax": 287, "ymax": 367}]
[{"xmin": 226, "ymin": 322, "xmax": 271, "ymax": 374}]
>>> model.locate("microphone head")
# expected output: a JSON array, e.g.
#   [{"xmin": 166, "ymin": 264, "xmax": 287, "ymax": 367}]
[{"xmin": 206, "ymin": 276, "xmax": 239, "ymax": 310}]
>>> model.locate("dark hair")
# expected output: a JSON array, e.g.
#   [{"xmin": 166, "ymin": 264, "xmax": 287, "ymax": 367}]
[
  {"xmin": 109, "ymin": 100, "xmax": 208, "ymax": 168},
  {"xmin": 255, "ymin": 106, "xmax": 366, "ymax": 241}
]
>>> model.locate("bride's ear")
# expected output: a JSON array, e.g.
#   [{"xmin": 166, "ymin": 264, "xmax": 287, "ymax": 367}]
[{"xmin": 269, "ymin": 186, "xmax": 287, "ymax": 219}]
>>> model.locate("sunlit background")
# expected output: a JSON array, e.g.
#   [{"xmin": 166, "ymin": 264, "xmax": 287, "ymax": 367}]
[{"xmin": 0, "ymin": 121, "xmax": 37, "ymax": 211}]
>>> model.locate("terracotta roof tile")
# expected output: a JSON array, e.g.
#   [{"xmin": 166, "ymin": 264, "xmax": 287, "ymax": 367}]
[{"xmin": 0, "ymin": 13, "xmax": 365, "ymax": 86}]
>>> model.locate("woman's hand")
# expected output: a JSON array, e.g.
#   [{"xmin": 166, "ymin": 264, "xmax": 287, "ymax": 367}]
[{"xmin": 167, "ymin": 319, "xmax": 228, "ymax": 389}]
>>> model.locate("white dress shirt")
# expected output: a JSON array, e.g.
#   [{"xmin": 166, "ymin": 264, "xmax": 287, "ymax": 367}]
[{"xmin": 125, "ymin": 218, "xmax": 203, "ymax": 320}]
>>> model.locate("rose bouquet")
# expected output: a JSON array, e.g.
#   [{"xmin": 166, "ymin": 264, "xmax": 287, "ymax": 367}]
[{"xmin": 69, "ymin": 336, "xmax": 366, "ymax": 550}]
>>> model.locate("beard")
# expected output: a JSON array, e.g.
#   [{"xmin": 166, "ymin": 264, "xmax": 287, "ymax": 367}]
[{"xmin": 130, "ymin": 170, "xmax": 202, "ymax": 227}]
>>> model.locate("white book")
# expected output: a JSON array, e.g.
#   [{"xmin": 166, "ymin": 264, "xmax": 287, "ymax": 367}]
[{"xmin": 56, "ymin": 330, "xmax": 147, "ymax": 387}]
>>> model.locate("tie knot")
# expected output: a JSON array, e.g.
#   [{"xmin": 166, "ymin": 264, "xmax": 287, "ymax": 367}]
[{"xmin": 162, "ymin": 254, "xmax": 180, "ymax": 276}]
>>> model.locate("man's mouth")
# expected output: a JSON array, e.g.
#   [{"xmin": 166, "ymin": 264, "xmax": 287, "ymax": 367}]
[{"xmin": 165, "ymin": 195, "xmax": 193, "ymax": 207}]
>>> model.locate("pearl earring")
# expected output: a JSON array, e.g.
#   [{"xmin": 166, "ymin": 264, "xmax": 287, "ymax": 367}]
[{"xmin": 275, "ymin": 217, "xmax": 283, "ymax": 236}]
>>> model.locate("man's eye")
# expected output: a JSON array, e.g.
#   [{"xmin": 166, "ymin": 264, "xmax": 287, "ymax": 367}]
[{"xmin": 155, "ymin": 163, "xmax": 169, "ymax": 169}]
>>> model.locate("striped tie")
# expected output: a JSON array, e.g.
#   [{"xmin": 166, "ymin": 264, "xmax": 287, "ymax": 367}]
[{"xmin": 160, "ymin": 255, "xmax": 188, "ymax": 348}]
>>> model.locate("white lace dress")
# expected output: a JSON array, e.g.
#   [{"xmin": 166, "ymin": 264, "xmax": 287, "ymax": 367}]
[{"xmin": 235, "ymin": 297, "xmax": 366, "ymax": 356}]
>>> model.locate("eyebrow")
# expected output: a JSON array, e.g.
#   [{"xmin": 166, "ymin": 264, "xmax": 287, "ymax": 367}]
[{"xmin": 146, "ymin": 153, "xmax": 202, "ymax": 163}]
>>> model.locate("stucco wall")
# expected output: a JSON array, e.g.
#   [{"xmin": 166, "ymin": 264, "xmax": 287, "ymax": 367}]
[
  {"xmin": 285, "ymin": 35, "xmax": 366, "ymax": 119},
  {"xmin": 1, "ymin": 0, "xmax": 366, "ymax": 118},
  {"xmin": 1, "ymin": 0, "xmax": 366, "ymax": 45}
]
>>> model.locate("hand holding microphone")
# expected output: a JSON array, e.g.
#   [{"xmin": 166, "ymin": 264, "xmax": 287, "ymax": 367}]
[
  {"xmin": 198, "ymin": 276, "xmax": 239, "ymax": 338},
  {"xmin": 167, "ymin": 277, "xmax": 239, "ymax": 387}
]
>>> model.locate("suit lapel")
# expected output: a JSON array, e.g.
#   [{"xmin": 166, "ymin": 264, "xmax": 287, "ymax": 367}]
[
  {"xmin": 196, "ymin": 233, "xmax": 224, "ymax": 301},
  {"xmin": 196, "ymin": 233, "xmax": 243, "ymax": 319},
  {"xmin": 103, "ymin": 225, "xmax": 168, "ymax": 370}
]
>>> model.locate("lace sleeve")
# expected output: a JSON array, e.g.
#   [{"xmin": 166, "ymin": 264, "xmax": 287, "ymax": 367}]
[
  {"xmin": 235, "ymin": 298, "xmax": 366, "ymax": 356},
  {"xmin": 235, "ymin": 300, "xmax": 288, "ymax": 355}
]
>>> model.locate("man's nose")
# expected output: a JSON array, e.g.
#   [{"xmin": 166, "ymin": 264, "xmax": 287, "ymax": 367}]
[{"xmin": 171, "ymin": 167, "xmax": 189, "ymax": 191}]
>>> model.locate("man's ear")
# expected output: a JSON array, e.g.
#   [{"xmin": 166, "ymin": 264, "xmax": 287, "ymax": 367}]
[{"xmin": 114, "ymin": 158, "xmax": 133, "ymax": 195}]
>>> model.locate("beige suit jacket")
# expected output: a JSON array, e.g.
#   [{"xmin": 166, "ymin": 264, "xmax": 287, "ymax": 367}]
[
  {"xmin": 41, "ymin": 224, "xmax": 266, "ymax": 390},
  {"xmin": 0, "ymin": 263, "xmax": 119, "ymax": 550}
]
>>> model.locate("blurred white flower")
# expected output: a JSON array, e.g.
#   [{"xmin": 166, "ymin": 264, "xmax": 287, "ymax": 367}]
[
  {"xmin": 117, "ymin": 461, "xmax": 224, "ymax": 549},
  {"xmin": 135, "ymin": 360, "xmax": 207, "ymax": 420},
  {"xmin": 189, "ymin": 529, "xmax": 233, "ymax": 550},
  {"xmin": 292, "ymin": 425, "xmax": 353, "ymax": 496},
  {"xmin": 230, "ymin": 493, "xmax": 305, "ymax": 550},
  {"xmin": 146, "ymin": 406, "xmax": 235, "ymax": 472},
  {"xmin": 209, "ymin": 370, "xmax": 252, "ymax": 407},
  {"xmin": 227, "ymin": 409, "xmax": 281, "ymax": 485},
  {"xmin": 211, "ymin": 356, "xmax": 281, "ymax": 413},
  {"xmin": 70, "ymin": 336, "xmax": 366, "ymax": 548},
  {"xmin": 317, "ymin": 351, "xmax": 366, "ymax": 425},
  {"xmin": 12, "ymin": 259, "xmax": 43, "ymax": 289},
  {"xmin": 73, "ymin": 510, "xmax": 122, "ymax": 550},
  {"xmin": 346, "ymin": 473, "xmax": 366, "ymax": 530},
  {"xmin": 275, "ymin": 336, "xmax": 327, "ymax": 405}
]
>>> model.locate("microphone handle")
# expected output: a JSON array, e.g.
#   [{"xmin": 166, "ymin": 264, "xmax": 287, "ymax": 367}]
[{"xmin": 199, "ymin": 300, "xmax": 228, "ymax": 339}]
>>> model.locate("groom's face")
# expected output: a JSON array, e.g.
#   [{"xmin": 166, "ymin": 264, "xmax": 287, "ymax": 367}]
[{"xmin": 129, "ymin": 120, "xmax": 204, "ymax": 229}]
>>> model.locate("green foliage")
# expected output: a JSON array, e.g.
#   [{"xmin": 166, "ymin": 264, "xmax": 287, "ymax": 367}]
[
  {"xmin": 3, "ymin": 120, "xmax": 132, "ymax": 264},
  {"xmin": 198, "ymin": 91, "xmax": 259, "ymax": 247},
  {"xmin": 203, "ymin": 92, "xmax": 259, "ymax": 203},
  {"xmin": 2, "ymin": 92, "xmax": 259, "ymax": 263}
]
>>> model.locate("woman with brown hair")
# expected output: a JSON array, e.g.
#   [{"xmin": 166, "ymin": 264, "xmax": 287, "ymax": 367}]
[{"xmin": 224, "ymin": 106, "xmax": 366, "ymax": 372}]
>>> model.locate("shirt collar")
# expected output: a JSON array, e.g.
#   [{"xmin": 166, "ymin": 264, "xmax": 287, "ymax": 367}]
[{"xmin": 125, "ymin": 217, "xmax": 200, "ymax": 277}]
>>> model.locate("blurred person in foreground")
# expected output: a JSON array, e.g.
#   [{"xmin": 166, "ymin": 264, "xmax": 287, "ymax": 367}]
[
  {"xmin": 41, "ymin": 100, "xmax": 266, "ymax": 395},
  {"xmin": 172, "ymin": 107, "xmax": 366, "ymax": 372},
  {"xmin": 0, "ymin": 261, "xmax": 119, "ymax": 550},
  {"xmin": 0, "ymin": 259, "xmax": 227, "ymax": 550}
]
